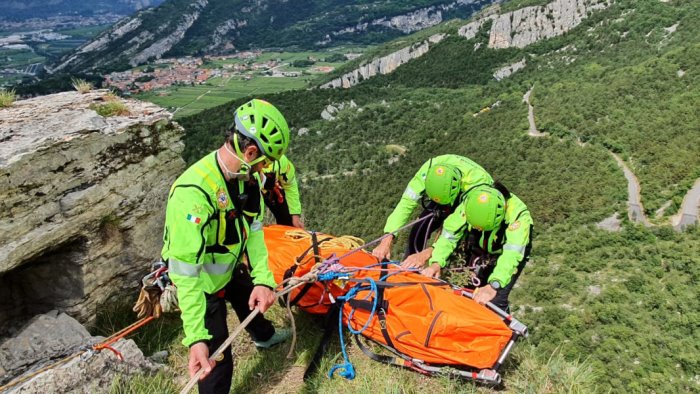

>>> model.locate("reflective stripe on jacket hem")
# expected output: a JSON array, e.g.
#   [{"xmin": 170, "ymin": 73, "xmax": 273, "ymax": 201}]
[{"xmin": 169, "ymin": 258, "xmax": 235, "ymax": 277}]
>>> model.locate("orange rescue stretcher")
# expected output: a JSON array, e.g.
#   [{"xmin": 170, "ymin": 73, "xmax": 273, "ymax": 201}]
[{"xmin": 264, "ymin": 225, "xmax": 528, "ymax": 385}]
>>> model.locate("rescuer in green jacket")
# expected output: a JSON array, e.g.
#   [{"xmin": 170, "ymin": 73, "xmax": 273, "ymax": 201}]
[
  {"xmin": 261, "ymin": 154, "xmax": 304, "ymax": 228},
  {"xmin": 372, "ymin": 154, "xmax": 493, "ymax": 262},
  {"xmin": 373, "ymin": 157, "xmax": 532, "ymax": 311},
  {"xmin": 162, "ymin": 99, "xmax": 291, "ymax": 393}
]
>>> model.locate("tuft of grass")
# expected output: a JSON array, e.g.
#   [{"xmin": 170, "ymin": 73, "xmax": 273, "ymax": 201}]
[
  {"xmin": 109, "ymin": 371, "xmax": 180, "ymax": 394},
  {"xmin": 504, "ymin": 345, "xmax": 600, "ymax": 394},
  {"xmin": 92, "ymin": 298, "xmax": 183, "ymax": 357},
  {"xmin": 71, "ymin": 78, "xmax": 93, "ymax": 93},
  {"xmin": 0, "ymin": 89, "xmax": 16, "ymax": 108},
  {"xmin": 90, "ymin": 100, "xmax": 130, "ymax": 117}
]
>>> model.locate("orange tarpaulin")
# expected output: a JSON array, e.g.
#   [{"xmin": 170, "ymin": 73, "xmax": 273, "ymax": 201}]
[{"xmin": 264, "ymin": 225, "xmax": 513, "ymax": 369}]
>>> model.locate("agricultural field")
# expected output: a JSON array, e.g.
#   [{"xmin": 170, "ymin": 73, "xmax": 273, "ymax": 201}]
[
  {"xmin": 135, "ymin": 47, "xmax": 369, "ymax": 118},
  {"xmin": 137, "ymin": 75, "xmax": 315, "ymax": 118}
]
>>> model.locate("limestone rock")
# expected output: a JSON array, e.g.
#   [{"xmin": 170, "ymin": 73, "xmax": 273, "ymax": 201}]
[
  {"xmin": 459, "ymin": 0, "xmax": 611, "ymax": 49},
  {"xmin": 0, "ymin": 91, "xmax": 186, "ymax": 333},
  {"xmin": 493, "ymin": 58, "xmax": 527, "ymax": 80},
  {"xmin": 320, "ymin": 34, "xmax": 446, "ymax": 89},
  {"xmin": 0, "ymin": 312, "xmax": 157, "ymax": 392}
]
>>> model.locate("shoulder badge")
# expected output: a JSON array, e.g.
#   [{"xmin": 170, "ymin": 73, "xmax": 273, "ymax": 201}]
[
  {"xmin": 508, "ymin": 221, "xmax": 521, "ymax": 231},
  {"xmin": 217, "ymin": 188, "xmax": 228, "ymax": 209}
]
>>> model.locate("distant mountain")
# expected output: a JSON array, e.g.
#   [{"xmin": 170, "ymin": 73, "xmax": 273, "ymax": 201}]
[
  {"xmin": 52, "ymin": 0, "xmax": 493, "ymax": 74},
  {"xmin": 0, "ymin": 0, "xmax": 165, "ymax": 20}
]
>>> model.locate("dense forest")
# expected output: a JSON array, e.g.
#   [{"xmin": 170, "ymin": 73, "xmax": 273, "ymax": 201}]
[{"xmin": 174, "ymin": 0, "xmax": 700, "ymax": 392}]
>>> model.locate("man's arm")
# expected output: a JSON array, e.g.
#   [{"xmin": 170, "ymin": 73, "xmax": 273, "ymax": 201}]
[
  {"xmin": 280, "ymin": 159, "xmax": 302, "ymax": 216},
  {"xmin": 489, "ymin": 208, "xmax": 532, "ymax": 287},
  {"xmin": 245, "ymin": 192, "xmax": 277, "ymax": 289},
  {"xmin": 383, "ymin": 160, "xmax": 433, "ymax": 233},
  {"xmin": 428, "ymin": 203, "xmax": 469, "ymax": 268},
  {"xmin": 163, "ymin": 186, "xmax": 214, "ymax": 347}
]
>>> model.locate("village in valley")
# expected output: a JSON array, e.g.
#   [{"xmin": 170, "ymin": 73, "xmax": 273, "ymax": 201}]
[
  {"xmin": 103, "ymin": 49, "xmax": 361, "ymax": 118},
  {"xmin": 104, "ymin": 50, "xmax": 358, "ymax": 94}
]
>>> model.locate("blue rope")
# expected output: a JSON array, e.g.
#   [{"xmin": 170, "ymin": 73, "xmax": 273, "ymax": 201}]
[{"xmin": 328, "ymin": 277, "xmax": 379, "ymax": 379}]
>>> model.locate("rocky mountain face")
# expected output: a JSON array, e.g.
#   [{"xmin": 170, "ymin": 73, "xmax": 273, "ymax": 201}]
[
  {"xmin": 458, "ymin": 0, "xmax": 611, "ymax": 48},
  {"xmin": 0, "ymin": 91, "xmax": 185, "ymax": 335},
  {"xmin": 320, "ymin": 33, "xmax": 447, "ymax": 89},
  {"xmin": 53, "ymin": 0, "xmax": 494, "ymax": 73},
  {"xmin": 321, "ymin": 0, "xmax": 610, "ymax": 89}
]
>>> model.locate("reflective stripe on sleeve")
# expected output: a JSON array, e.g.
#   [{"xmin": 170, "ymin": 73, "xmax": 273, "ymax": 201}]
[
  {"xmin": 503, "ymin": 244, "xmax": 526, "ymax": 254},
  {"xmin": 403, "ymin": 186, "xmax": 420, "ymax": 201},
  {"xmin": 168, "ymin": 258, "xmax": 201, "ymax": 277},
  {"xmin": 440, "ymin": 229, "xmax": 458, "ymax": 242},
  {"xmin": 251, "ymin": 221, "xmax": 263, "ymax": 231}
]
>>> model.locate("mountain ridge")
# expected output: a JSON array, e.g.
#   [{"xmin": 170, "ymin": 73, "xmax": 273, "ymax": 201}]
[{"xmin": 52, "ymin": 0, "xmax": 493, "ymax": 74}]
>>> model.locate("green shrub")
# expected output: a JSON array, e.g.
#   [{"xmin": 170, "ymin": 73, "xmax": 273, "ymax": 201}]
[{"xmin": 0, "ymin": 89, "xmax": 16, "ymax": 108}]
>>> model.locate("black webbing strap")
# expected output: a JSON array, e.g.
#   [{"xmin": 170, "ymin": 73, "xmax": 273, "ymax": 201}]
[
  {"xmin": 353, "ymin": 334, "xmax": 399, "ymax": 365},
  {"xmin": 303, "ymin": 302, "xmax": 340, "ymax": 381},
  {"xmin": 279, "ymin": 234, "xmax": 334, "ymax": 307},
  {"xmin": 376, "ymin": 260, "xmax": 395, "ymax": 350}
]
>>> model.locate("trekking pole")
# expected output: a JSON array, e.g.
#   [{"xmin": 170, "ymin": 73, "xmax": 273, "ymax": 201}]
[{"xmin": 180, "ymin": 276, "xmax": 315, "ymax": 394}]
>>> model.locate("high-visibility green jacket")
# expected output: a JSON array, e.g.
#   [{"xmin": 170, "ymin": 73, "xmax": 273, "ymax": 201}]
[
  {"xmin": 430, "ymin": 193, "xmax": 533, "ymax": 287},
  {"xmin": 161, "ymin": 151, "xmax": 276, "ymax": 347},
  {"xmin": 383, "ymin": 155, "xmax": 493, "ymax": 234},
  {"xmin": 262, "ymin": 155, "xmax": 302, "ymax": 215}
]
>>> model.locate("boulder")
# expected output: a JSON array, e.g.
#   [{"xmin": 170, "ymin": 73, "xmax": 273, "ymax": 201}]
[{"xmin": 0, "ymin": 90, "xmax": 186, "ymax": 334}]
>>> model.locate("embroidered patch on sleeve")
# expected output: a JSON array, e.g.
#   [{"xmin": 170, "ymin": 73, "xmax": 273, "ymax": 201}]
[
  {"xmin": 186, "ymin": 214, "xmax": 202, "ymax": 225},
  {"xmin": 508, "ymin": 221, "xmax": 521, "ymax": 231}
]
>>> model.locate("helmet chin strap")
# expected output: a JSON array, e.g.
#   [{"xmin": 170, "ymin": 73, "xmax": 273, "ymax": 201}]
[{"xmin": 220, "ymin": 134, "xmax": 267, "ymax": 181}]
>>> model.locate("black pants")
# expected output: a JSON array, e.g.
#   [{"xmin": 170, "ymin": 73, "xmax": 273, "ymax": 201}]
[
  {"xmin": 198, "ymin": 264, "xmax": 276, "ymax": 394},
  {"xmin": 472, "ymin": 250, "xmax": 529, "ymax": 312},
  {"xmin": 465, "ymin": 227, "xmax": 533, "ymax": 312},
  {"xmin": 405, "ymin": 207, "xmax": 448, "ymax": 257},
  {"xmin": 263, "ymin": 190, "xmax": 293, "ymax": 226}
]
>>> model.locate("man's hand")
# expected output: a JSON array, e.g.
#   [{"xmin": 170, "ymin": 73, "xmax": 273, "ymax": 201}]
[
  {"xmin": 420, "ymin": 263, "xmax": 441, "ymax": 278},
  {"xmin": 249, "ymin": 285, "xmax": 275, "ymax": 313},
  {"xmin": 372, "ymin": 235, "xmax": 394, "ymax": 261},
  {"xmin": 292, "ymin": 215, "xmax": 304, "ymax": 229},
  {"xmin": 473, "ymin": 285, "xmax": 497, "ymax": 305},
  {"xmin": 188, "ymin": 342, "xmax": 215, "ymax": 380},
  {"xmin": 401, "ymin": 247, "xmax": 433, "ymax": 269}
]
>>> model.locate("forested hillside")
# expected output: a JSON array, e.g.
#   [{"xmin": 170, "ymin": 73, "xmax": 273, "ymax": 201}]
[{"xmin": 177, "ymin": 0, "xmax": 700, "ymax": 391}]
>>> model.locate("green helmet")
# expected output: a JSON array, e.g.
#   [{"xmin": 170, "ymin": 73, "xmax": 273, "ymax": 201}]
[
  {"xmin": 463, "ymin": 185, "xmax": 506, "ymax": 231},
  {"xmin": 233, "ymin": 99, "xmax": 290, "ymax": 161},
  {"xmin": 425, "ymin": 164, "xmax": 462, "ymax": 205}
]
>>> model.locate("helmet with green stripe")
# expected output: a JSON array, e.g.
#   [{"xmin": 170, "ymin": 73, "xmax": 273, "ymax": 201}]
[
  {"xmin": 425, "ymin": 164, "xmax": 462, "ymax": 205},
  {"xmin": 232, "ymin": 99, "xmax": 290, "ymax": 161},
  {"xmin": 463, "ymin": 185, "xmax": 506, "ymax": 231}
]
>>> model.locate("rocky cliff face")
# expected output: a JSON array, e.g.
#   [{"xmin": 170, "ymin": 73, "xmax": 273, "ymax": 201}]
[
  {"xmin": 322, "ymin": 0, "xmax": 611, "ymax": 89},
  {"xmin": 329, "ymin": 0, "xmax": 482, "ymax": 37},
  {"xmin": 0, "ymin": 91, "xmax": 185, "ymax": 334},
  {"xmin": 54, "ymin": 0, "xmax": 208, "ymax": 72},
  {"xmin": 320, "ymin": 33, "xmax": 446, "ymax": 89},
  {"xmin": 458, "ymin": 0, "xmax": 611, "ymax": 49}
]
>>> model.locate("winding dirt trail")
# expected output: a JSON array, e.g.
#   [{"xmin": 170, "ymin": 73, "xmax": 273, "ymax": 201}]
[
  {"xmin": 523, "ymin": 87, "xmax": 547, "ymax": 137},
  {"xmin": 672, "ymin": 178, "xmax": 700, "ymax": 230},
  {"xmin": 610, "ymin": 153, "xmax": 651, "ymax": 226},
  {"xmin": 523, "ymin": 87, "xmax": 699, "ymax": 230}
]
